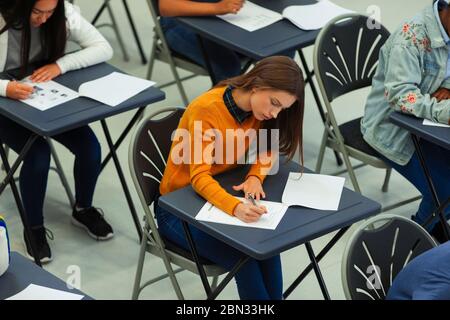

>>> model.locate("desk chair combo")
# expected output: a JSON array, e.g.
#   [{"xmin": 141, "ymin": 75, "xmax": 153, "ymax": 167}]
[
  {"xmin": 313, "ymin": 14, "xmax": 421, "ymax": 211},
  {"xmin": 129, "ymin": 106, "xmax": 225, "ymax": 300}
]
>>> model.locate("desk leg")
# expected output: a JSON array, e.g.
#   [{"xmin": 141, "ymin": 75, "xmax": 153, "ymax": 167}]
[
  {"xmin": 298, "ymin": 49, "xmax": 343, "ymax": 167},
  {"xmin": 305, "ymin": 242, "xmax": 331, "ymax": 300},
  {"xmin": 411, "ymin": 134, "xmax": 450, "ymax": 240},
  {"xmin": 0, "ymin": 135, "xmax": 42, "ymax": 267},
  {"xmin": 100, "ymin": 120, "xmax": 143, "ymax": 241},
  {"xmin": 121, "ymin": 0, "xmax": 147, "ymax": 65},
  {"xmin": 100, "ymin": 107, "xmax": 145, "ymax": 173},
  {"xmin": 197, "ymin": 35, "xmax": 218, "ymax": 85},
  {"xmin": 181, "ymin": 220, "xmax": 250, "ymax": 300},
  {"xmin": 284, "ymin": 227, "xmax": 348, "ymax": 299}
]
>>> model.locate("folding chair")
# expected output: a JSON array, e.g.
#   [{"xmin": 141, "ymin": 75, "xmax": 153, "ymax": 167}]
[
  {"xmin": 129, "ymin": 106, "xmax": 226, "ymax": 300},
  {"xmin": 341, "ymin": 214, "xmax": 436, "ymax": 300},
  {"xmin": 313, "ymin": 13, "xmax": 421, "ymax": 211}
]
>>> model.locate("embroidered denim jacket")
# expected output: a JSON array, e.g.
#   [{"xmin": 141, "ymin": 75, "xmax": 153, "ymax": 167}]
[{"xmin": 361, "ymin": 5, "xmax": 450, "ymax": 165}]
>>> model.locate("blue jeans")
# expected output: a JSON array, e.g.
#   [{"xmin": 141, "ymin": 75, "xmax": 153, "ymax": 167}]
[
  {"xmin": 0, "ymin": 115, "xmax": 101, "ymax": 227},
  {"xmin": 160, "ymin": 17, "xmax": 296, "ymax": 82},
  {"xmin": 155, "ymin": 202, "xmax": 283, "ymax": 300},
  {"xmin": 379, "ymin": 139, "xmax": 450, "ymax": 231}
]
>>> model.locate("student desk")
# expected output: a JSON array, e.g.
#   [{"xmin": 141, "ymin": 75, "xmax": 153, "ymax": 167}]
[
  {"xmin": 176, "ymin": 0, "xmax": 342, "ymax": 165},
  {"xmin": 390, "ymin": 112, "xmax": 450, "ymax": 239},
  {"xmin": 0, "ymin": 63, "xmax": 165, "ymax": 266},
  {"xmin": 158, "ymin": 161, "xmax": 381, "ymax": 300},
  {"xmin": 0, "ymin": 252, "xmax": 91, "ymax": 300}
]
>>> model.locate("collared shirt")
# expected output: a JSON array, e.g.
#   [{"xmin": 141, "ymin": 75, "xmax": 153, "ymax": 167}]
[
  {"xmin": 223, "ymin": 85, "xmax": 252, "ymax": 124},
  {"xmin": 434, "ymin": 0, "xmax": 450, "ymax": 79}
]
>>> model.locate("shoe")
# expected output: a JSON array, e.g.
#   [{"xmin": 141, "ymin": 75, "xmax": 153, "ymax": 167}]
[
  {"xmin": 71, "ymin": 207, "xmax": 114, "ymax": 241},
  {"xmin": 23, "ymin": 226, "xmax": 53, "ymax": 264},
  {"xmin": 430, "ymin": 222, "xmax": 449, "ymax": 244}
]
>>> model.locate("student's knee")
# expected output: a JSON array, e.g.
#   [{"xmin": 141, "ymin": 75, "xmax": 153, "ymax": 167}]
[{"xmin": 23, "ymin": 139, "xmax": 51, "ymax": 173}]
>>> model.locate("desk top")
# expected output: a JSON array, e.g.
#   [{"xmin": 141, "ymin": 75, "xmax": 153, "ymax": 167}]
[
  {"xmin": 390, "ymin": 112, "xmax": 450, "ymax": 151},
  {"xmin": 0, "ymin": 252, "xmax": 90, "ymax": 300},
  {"xmin": 159, "ymin": 161, "xmax": 381, "ymax": 260},
  {"xmin": 177, "ymin": 0, "xmax": 320, "ymax": 60},
  {"xmin": 0, "ymin": 63, "xmax": 165, "ymax": 136}
]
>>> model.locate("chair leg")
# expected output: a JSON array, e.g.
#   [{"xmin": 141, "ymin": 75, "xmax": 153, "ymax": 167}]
[
  {"xmin": 47, "ymin": 139, "xmax": 76, "ymax": 208},
  {"xmin": 132, "ymin": 225, "xmax": 149, "ymax": 300},
  {"xmin": 1, "ymin": 145, "xmax": 9, "ymax": 171},
  {"xmin": 340, "ymin": 147, "xmax": 362, "ymax": 194},
  {"xmin": 146, "ymin": 41, "xmax": 157, "ymax": 80},
  {"xmin": 382, "ymin": 168, "xmax": 392, "ymax": 193},
  {"xmin": 105, "ymin": 1, "xmax": 130, "ymax": 62},
  {"xmin": 210, "ymin": 275, "xmax": 219, "ymax": 291},
  {"xmin": 167, "ymin": 57, "xmax": 190, "ymax": 106},
  {"xmin": 315, "ymin": 129, "xmax": 328, "ymax": 173}
]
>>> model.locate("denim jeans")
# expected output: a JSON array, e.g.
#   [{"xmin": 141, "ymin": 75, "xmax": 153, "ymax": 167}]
[
  {"xmin": 0, "ymin": 115, "xmax": 101, "ymax": 227},
  {"xmin": 160, "ymin": 17, "xmax": 296, "ymax": 83},
  {"xmin": 379, "ymin": 138, "xmax": 450, "ymax": 231},
  {"xmin": 154, "ymin": 201, "xmax": 283, "ymax": 299}
]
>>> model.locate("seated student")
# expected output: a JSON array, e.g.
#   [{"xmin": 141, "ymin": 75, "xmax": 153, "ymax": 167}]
[
  {"xmin": 158, "ymin": 0, "xmax": 295, "ymax": 82},
  {"xmin": 0, "ymin": 0, "xmax": 114, "ymax": 263},
  {"xmin": 156, "ymin": 56, "xmax": 304, "ymax": 299},
  {"xmin": 361, "ymin": 0, "xmax": 450, "ymax": 242},
  {"xmin": 387, "ymin": 241, "xmax": 450, "ymax": 300}
]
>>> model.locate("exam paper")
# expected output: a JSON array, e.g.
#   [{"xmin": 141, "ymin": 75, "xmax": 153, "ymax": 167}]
[
  {"xmin": 20, "ymin": 77, "xmax": 79, "ymax": 111},
  {"xmin": 423, "ymin": 119, "xmax": 450, "ymax": 128},
  {"xmin": 217, "ymin": 1, "xmax": 283, "ymax": 32},
  {"xmin": 6, "ymin": 284, "xmax": 84, "ymax": 300},
  {"xmin": 282, "ymin": 172, "xmax": 345, "ymax": 211},
  {"xmin": 78, "ymin": 72, "xmax": 156, "ymax": 107},
  {"xmin": 195, "ymin": 197, "xmax": 288, "ymax": 229}
]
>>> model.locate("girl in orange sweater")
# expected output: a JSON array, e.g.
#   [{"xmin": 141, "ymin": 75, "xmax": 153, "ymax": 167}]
[{"xmin": 157, "ymin": 56, "xmax": 304, "ymax": 299}]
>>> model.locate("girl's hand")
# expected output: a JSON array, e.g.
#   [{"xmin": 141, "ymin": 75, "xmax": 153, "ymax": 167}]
[
  {"xmin": 432, "ymin": 87, "xmax": 450, "ymax": 102},
  {"xmin": 232, "ymin": 176, "xmax": 266, "ymax": 201},
  {"xmin": 217, "ymin": 0, "xmax": 244, "ymax": 15},
  {"xmin": 30, "ymin": 63, "xmax": 61, "ymax": 83},
  {"xmin": 233, "ymin": 202, "xmax": 267, "ymax": 223},
  {"xmin": 6, "ymin": 81, "xmax": 34, "ymax": 100}
]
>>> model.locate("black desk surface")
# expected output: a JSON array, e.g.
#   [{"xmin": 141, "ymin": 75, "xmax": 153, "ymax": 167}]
[
  {"xmin": 0, "ymin": 63, "xmax": 165, "ymax": 136},
  {"xmin": 159, "ymin": 161, "xmax": 381, "ymax": 260}
]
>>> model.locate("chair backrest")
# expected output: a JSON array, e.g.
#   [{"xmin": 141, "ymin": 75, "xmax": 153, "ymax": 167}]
[
  {"xmin": 314, "ymin": 13, "xmax": 390, "ymax": 103},
  {"xmin": 129, "ymin": 106, "xmax": 185, "ymax": 207},
  {"xmin": 341, "ymin": 214, "xmax": 437, "ymax": 300}
]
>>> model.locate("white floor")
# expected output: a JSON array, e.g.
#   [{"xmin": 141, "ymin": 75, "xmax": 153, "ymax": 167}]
[{"xmin": 0, "ymin": 0, "xmax": 428, "ymax": 300}]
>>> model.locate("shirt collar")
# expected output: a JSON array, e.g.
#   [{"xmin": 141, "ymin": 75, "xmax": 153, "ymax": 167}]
[
  {"xmin": 434, "ymin": 0, "xmax": 450, "ymax": 44},
  {"xmin": 223, "ymin": 86, "xmax": 252, "ymax": 124}
]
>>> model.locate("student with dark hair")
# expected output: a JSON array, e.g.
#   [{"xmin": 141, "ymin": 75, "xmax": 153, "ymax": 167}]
[
  {"xmin": 0, "ymin": 0, "xmax": 114, "ymax": 263},
  {"xmin": 361, "ymin": 1, "xmax": 450, "ymax": 242},
  {"xmin": 156, "ymin": 56, "xmax": 305, "ymax": 299}
]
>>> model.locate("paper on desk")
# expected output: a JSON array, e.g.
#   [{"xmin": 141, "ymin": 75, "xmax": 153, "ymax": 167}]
[
  {"xmin": 282, "ymin": 0, "xmax": 354, "ymax": 30},
  {"xmin": 423, "ymin": 119, "xmax": 450, "ymax": 128},
  {"xmin": 78, "ymin": 72, "xmax": 156, "ymax": 107},
  {"xmin": 6, "ymin": 284, "xmax": 84, "ymax": 300},
  {"xmin": 195, "ymin": 197, "xmax": 288, "ymax": 229},
  {"xmin": 282, "ymin": 172, "xmax": 345, "ymax": 211},
  {"xmin": 20, "ymin": 77, "xmax": 79, "ymax": 111},
  {"xmin": 217, "ymin": 1, "xmax": 283, "ymax": 32}
]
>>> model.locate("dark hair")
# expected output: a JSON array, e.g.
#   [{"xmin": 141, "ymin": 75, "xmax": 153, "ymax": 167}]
[
  {"xmin": 216, "ymin": 56, "xmax": 305, "ymax": 165},
  {"xmin": 0, "ymin": 0, "xmax": 67, "ymax": 78}
]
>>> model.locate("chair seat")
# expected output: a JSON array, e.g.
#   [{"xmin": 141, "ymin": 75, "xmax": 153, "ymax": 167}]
[
  {"xmin": 339, "ymin": 117, "xmax": 380, "ymax": 158},
  {"xmin": 162, "ymin": 235, "xmax": 217, "ymax": 266}
]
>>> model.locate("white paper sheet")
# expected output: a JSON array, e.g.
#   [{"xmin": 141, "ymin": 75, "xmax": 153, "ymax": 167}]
[
  {"xmin": 78, "ymin": 72, "xmax": 156, "ymax": 107},
  {"xmin": 6, "ymin": 284, "xmax": 84, "ymax": 300},
  {"xmin": 195, "ymin": 197, "xmax": 288, "ymax": 229},
  {"xmin": 20, "ymin": 77, "xmax": 79, "ymax": 111},
  {"xmin": 217, "ymin": 1, "xmax": 283, "ymax": 32},
  {"xmin": 282, "ymin": 0, "xmax": 354, "ymax": 30},
  {"xmin": 423, "ymin": 119, "xmax": 450, "ymax": 128},
  {"xmin": 282, "ymin": 172, "xmax": 345, "ymax": 211}
]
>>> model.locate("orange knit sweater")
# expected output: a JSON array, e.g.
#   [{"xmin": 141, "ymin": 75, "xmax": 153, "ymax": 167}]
[{"xmin": 159, "ymin": 86, "xmax": 273, "ymax": 215}]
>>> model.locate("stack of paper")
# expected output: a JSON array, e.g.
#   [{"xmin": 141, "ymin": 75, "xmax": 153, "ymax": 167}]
[
  {"xmin": 6, "ymin": 284, "xmax": 84, "ymax": 300},
  {"xmin": 423, "ymin": 119, "xmax": 450, "ymax": 128}
]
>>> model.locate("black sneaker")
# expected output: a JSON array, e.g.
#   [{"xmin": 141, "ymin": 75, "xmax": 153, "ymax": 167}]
[
  {"xmin": 71, "ymin": 207, "xmax": 114, "ymax": 240},
  {"xmin": 23, "ymin": 226, "xmax": 53, "ymax": 264}
]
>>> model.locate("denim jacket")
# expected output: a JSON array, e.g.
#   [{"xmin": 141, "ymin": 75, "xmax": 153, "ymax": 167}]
[{"xmin": 361, "ymin": 4, "xmax": 450, "ymax": 165}]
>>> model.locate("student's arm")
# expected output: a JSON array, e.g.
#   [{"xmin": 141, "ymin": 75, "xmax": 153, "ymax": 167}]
[
  {"xmin": 384, "ymin": 44, "xmax": 450, "ymax": 125},
  {"xmin": 55, "ymin": 2, "xmax": 113, "ymax": 74},
  {"xmin": 159, "ymin": 0, "xmax": 244, "ymax": 17}
]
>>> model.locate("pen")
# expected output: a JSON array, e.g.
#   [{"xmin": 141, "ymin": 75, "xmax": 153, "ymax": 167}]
[{"xmin": 247, "ymin": 193, "xmax": 257, "ymax": 206}]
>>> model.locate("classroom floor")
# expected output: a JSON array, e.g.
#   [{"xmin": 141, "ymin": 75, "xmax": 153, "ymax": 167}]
[{"xmin": 0, "ymin": 0, "xmax": 429, "ymax": 299}]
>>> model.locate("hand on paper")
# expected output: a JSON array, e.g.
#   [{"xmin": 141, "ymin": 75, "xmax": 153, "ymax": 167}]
[
  {"xmin": 233, "ymin": 202, "xmax": 267, "ymax": 223},
  {"xmin": 233, "ymin": 175, "xmax": 266, "ymax": 200},
  {"xmin": 431, "ymin": 87, "xmax": 450, "ymax": 102},
  {"xmin": 30, "ymin": 63, "xmax": 62, "ymax": 83},
  {"xmin": 6, "ymin": 81, "xmax": 33, "ymax": 100},
  {"xmin": 217, "ymin": 0, "xmax": 244, "ymax": 14}
]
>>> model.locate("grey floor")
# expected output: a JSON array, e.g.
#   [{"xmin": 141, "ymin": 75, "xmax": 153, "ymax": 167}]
[{"xmin": 0, "ymin": 0, "xmax": 428, "ymax": 299}]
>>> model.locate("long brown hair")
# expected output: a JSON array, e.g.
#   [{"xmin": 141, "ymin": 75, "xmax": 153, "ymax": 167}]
[{"xmin": 216, "ymin": 56, "xmax": 305, "ymax": 164}]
